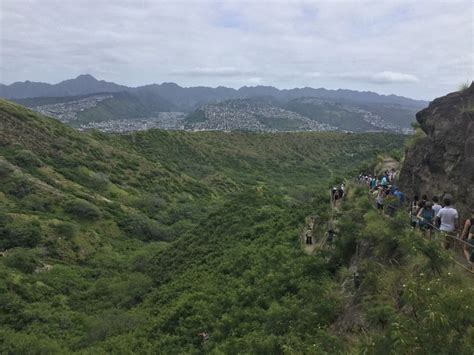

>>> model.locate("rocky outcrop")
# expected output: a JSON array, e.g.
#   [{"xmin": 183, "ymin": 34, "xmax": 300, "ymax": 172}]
[{"xmin": 399, "ymin": 83, "xmax": 474, "ymax": 219}]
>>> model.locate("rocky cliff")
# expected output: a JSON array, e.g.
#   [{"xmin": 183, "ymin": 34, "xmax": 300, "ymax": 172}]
[{"xmin": 399, "ymin": 83, "xmax": 474, "ymax": 219}]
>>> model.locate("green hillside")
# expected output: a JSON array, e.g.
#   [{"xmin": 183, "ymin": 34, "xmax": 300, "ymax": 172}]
[
  {"xmin": 0, "ymin": 99, "xmax": 471, "ymax": 353},
  {"xmin": 75, "ymin": 91, "xmax": 177, "ymax": 124},
  {"xmin": 15, "ymin": 91, "xmax": 177, "ymax": 126},
  {"xmin": 283, "ymin": 99, "xmax": 418, "ymax": 132}
]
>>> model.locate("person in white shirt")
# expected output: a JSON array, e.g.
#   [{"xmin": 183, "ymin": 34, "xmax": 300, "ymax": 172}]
[{"xmin": 435, "ymin": 198, "xmax": 459, "ymax": 250}]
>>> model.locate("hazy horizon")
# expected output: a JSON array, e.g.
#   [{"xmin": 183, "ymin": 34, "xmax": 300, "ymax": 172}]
[{"xmin": 1, "ymin": 0, "xmax": 473, "ymax": 101}]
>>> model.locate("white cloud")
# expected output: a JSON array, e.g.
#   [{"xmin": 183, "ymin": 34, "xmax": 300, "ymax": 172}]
[
  {"xmin": 304, "ymin": 72, "xmax": 322, "ymax": 78},
  {"xmin": 172, "ymin": 67, "xmax": 256, "ymax": 77},
  {"xmin": 371, "ymin": 71, "xmax": 419, "ymax": 84},
  {"xmin": 0, "ymin": 0, "xmax": 472, "ymax": 100},
  {"xmin": 247, "ymin": 77, "xmax": 263, "ymax": 85}
]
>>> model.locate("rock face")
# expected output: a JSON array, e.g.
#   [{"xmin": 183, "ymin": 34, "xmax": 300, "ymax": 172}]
[{"xmin": 399, "ymin": 83, "xmax": 474, "ymax": 219}]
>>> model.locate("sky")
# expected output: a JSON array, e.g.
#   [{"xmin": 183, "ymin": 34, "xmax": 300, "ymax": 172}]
[{"xmin": 0, "ymin": 0, "xmax": 472, "ymax": 100}]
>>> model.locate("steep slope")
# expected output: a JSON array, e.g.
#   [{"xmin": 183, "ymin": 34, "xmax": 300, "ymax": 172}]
[
  {"xmin": 326, "ymin": 185, "xmax": 473, "ymax": 354},
  {"xmin": 0, "ymin": 99, "xmax": 213, "ymax": 254},
  {"xmin": 399, "ymin": 83, "xmax": 474, "ymax": 217},
  {"xmin": 0, "ymin": 99, "xmax": 411, "ymax": 353}
]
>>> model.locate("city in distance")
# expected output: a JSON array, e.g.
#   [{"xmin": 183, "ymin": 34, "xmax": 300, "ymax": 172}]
[
  {"xmin": 2, "ymin": 74, "xmax": 428, "ymax": 134},
  {"xmin": 1, "ymin": 0, "xmax": 472, "ymax": 354}
]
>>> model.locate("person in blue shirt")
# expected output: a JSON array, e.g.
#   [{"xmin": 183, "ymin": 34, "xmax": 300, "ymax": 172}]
[{"xmin": 393, "ymin": 187, "xmax": 405, "ymax": 205}]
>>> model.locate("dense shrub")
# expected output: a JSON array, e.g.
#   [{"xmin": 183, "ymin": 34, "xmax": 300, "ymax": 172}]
[
  {"xmin": 51, "ymin": 221, "xmax": 79, "ymax": 239},
  {"xmin": 20, "ymin": 194, "xmax": 55, "ymax": 212},
  {"xmin": 0, "ymin": 329, "xmax": 65, "ymax": 353},
  {"xmin": 64, "ymin": 199, "xmax": 102, "ymax": 220},
  {"xmin": 11, "ymin": 150, "xmax": 43, "ymax": 169},
  {"xmin": 119, "ymin": 213, "xmax": 171, "ymax": 241},
  {"xmin": 89, "ymin": 172, "xmax": 110, "ymax": 190},
  {"xmin": 134, "ymin": 194, "xmax": 167, "ymax": 215},
  {"xmin": 0, "ymin": 161, "xmax": 13, "ymax": 178},
  {"xmin": 4, "ymin": 249, "xmax": 41, "ymax": 273},
  {"xmin": 0, "ymin": 220, "xmax": 42, "ymax": 249},
  {"xmin": 4, "ymin": 176, "xmax": 35, "ymax": 198}
]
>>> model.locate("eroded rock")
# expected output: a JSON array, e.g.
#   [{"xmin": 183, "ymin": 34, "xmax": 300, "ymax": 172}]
[{"xmin": 399, "ymin": 83, "xmax": 474, "ymax": 219}]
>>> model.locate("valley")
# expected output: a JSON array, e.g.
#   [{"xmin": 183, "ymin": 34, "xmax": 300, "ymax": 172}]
[
  {"xmin": 0, "ymin": 84, "xmax": 472, "ymax": 353},
  {"xmin": 2, "ymin": 0, "xmax": 471, "ymax": 353},
  {"xmin": 6, "ymin": 75, "xmax": 427, "ymax": 134},
  {"xmin": 0, "ymin": 99, "xmax": 405, "ymax": 352}
]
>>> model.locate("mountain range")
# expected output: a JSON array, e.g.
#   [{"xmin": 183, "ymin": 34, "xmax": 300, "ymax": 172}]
[{"xmin": 2, "ymin": 74, "xmax": 429, "ymax": 133}]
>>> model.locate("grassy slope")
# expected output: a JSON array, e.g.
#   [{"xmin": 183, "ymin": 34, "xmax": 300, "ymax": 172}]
[{"xmin": 3, "ymin": 98, "xmax": 450, "ymax": 354}]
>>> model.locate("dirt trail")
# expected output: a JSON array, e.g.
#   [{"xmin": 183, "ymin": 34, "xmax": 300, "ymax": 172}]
[
  {"xmin": 375, "ymin": 156, "xmax": 401, "ymax": 175},
  {"xmin": 300, "ymin": 188, "xmax": 340, "ymax": 255}
]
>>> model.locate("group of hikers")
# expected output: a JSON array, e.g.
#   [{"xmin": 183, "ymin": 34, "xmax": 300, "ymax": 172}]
[
  {"xmin": 304, "ymin": 216, "xmax": 336, "ymax": 247},
  {"xmin": 358, "ymin": 170, "xmax": 474, "ymax": 265},
  {"xmin": 358, "ymin": 169, "xmax": 402, "ymax": 210},
  {"xmin": 303, "ymin": 182, "xmax": 345, "ymax": 247}
]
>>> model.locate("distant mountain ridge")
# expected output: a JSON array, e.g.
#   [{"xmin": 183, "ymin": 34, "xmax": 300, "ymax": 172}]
[
  {"xmin": 0, "ymin": 74, "xmax": 428, "ymax": 108},
  {"xmin": 0, "ymin": 74, "xmax": 128, "ymax": 99},
  {"xmin": 2, "ymin": 74, "xmax": 429, "ymax": 133}
]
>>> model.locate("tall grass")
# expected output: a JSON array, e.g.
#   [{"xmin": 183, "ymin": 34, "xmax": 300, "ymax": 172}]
[{"xmin": 458, "ymin": 81, "xmax": 472, "ymax": 92}]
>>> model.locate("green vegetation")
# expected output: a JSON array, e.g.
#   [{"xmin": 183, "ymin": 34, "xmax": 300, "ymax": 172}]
[
  {"xmin": 0, "ymin": 99, "xmax": 471, "ymax": 353},
  {"xmin": 405, "ymin": 121, "xmax": 427, "ymax": 149},
  {"xmin": 283, "ymin": 99, "xmax": 419, "ymax": 132},
  {"xmin": 330, "ymin": 187, "xmax": 474, "ymax": 353},
  {"xmin": 16, "ymin": 92, "xmax": 177, "ymax": 126},
  {"xmin": 458, "ymin": 81, "xmax": 471, "ymax": 92}
]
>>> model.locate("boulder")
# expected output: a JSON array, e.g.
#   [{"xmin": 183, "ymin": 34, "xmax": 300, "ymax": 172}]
[{"xmin": 399, "ymin": 83, "xmax": 474, "ymax": 220}]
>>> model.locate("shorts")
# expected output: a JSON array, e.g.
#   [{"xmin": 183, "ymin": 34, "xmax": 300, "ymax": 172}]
[
  {"xmin": 419, "ymin": 222, "xmax": 432, "ymax": 231},
  {"xmin": 377, "ymin": 203, "xmax": 384, "ymax": 210},
  {"xmin": 442, "ymin": 233, "xmax": 455, "ymax": 249}
]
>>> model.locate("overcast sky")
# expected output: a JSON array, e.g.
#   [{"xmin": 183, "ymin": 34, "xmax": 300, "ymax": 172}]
[{"xmin": 0, "ymin": 0, "xmax": 472, "ymax": 100}]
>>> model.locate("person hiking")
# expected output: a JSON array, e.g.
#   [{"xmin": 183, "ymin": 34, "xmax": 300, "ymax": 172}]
[
  {"xmin": 369, "ymin": 176, "xmax": 377, "ymax": 190},
  {"xmin": 421, "ymin": 194, "xmax": 428, "ymax": 205},
  {"xmin": 410, "ymin": 196, "xmax": 420, "ymax": 228},
  {"xmin": 467, "ymin": 230, "xmax": 474, "ymax": 264},
  {"xmin": 381, "ymin": 174, "xmax": 388, "ymax": 187},
  {"xmin": 432, "ymin": 196, "xmax": 442, "ymax": 219},
  {"xmin": 332, "ymin": 186, "xmax": 338, "ymax": 201},
  {"xmin": 375, "ymin": 187, "xmax": 385, "ymax": 211},
  {"xmin": 305, "ymin": 228, "xmax": 313, "ymax": 245},
  {"xmin": 338, "ymin": 185, "xmax": 344, "ymax": 200},
  {"xmin": 435, "ymin": 198, "xmax": 459, "ymax": 250},
  {"xmin": 393, "ymin": 186, "xmax": 405, "ymax": 206},
  {"xmin": 460, "ymin": 210, "xmax": 474, "ymax": 262},
  {"xmin": 417, "ymin": 201, "xmax": 435, "ymax": 240},
  {"xmin": 327, "ymin": 228, "xmax": 335, "ymax": 245}
]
